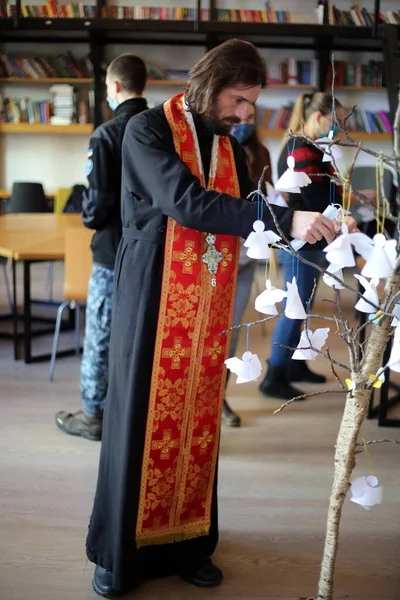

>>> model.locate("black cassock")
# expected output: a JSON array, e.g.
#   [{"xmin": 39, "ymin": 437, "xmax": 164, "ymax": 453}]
[{"xmin": 86, "ymin": 104, "xmax": 293, "ymax": 592}]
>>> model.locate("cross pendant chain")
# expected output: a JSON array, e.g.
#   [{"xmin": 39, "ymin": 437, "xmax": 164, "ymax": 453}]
[{"xmin": 202, "ymin": 234, "xmax": 222, "ymax": 287}]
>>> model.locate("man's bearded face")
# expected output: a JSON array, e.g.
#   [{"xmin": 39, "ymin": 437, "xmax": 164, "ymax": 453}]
[{"xmin": 204, "ymin": 84, "xmax": 261, "ymax": 136}]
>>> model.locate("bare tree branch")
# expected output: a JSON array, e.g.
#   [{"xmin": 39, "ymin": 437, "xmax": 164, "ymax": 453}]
[{"xmin": 273, "ymin": 389, "xmax": 347, "ymax": 415}]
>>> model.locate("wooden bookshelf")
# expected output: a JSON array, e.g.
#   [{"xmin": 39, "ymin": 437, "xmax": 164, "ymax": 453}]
[
  {"xmin": 0, "ymin": 77, "xmax": 93, "ymax": 83},
  {"xmin": 334, "ymin": 86, "xmax": 387, "ymax": 92},
  {"xmin": 0, "ymin": 123, "xmax": 93, "ymax": 134},
  {"xmin": 147, "ymin": 79, "xmax": 187, "ymax": 86},
  {"xmin": 259, "ymin": 129, "xmax": 392, "ymax": 142}
]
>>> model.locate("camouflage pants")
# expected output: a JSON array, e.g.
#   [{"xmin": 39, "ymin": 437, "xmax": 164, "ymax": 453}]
[{"xmin": 80, "ymin": 263, "xmax": 114, "ymax": 417}]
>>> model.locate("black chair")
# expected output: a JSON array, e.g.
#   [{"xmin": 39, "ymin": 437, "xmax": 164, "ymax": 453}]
[{"xmin": 8, "ymin": 182, "xmax": 50, "ymax": 213}]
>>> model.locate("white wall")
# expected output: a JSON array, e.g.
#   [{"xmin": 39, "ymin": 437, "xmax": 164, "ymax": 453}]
[{"xmin": 2, "ymin": 0, "xmax": 399, "ymax": 191}]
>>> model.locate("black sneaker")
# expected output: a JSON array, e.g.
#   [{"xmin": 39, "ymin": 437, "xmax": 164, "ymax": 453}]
[
  {"xmin": 288, "ymin": 362, "xmax": 327, "ymax": 384},
  {"xmin": 55, "ymin": 410, "xmax": 102, "ymax": 441},
  {"xmin": 259, "ymin": 363, "xmax": 305, "ymax": 401}
]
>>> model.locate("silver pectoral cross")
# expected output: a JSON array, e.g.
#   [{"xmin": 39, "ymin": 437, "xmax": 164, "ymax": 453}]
[{"xmin": 202, "ymin": 234, "xmax": 222, "ymax": 287}]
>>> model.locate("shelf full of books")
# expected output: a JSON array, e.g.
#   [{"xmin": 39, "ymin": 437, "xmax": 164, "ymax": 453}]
[
  {"xmin": 0, "ymin": 82, "xmax": 94, "ymax": 131},
  {"xmin": 0, "ymin": 53, "xmax": 93, "ymax": 80},
  {"xmin": 259, "ymin": 104, "xmax": 393, "ymax": 140}
]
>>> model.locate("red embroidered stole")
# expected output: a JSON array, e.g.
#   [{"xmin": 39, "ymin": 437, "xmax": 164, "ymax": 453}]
[{"xmin": 136, "ymin": 93, "xmax": 240, "ymax": 547}]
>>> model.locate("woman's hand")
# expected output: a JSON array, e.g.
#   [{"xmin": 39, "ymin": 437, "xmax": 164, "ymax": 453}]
[
  {"xmin": 290, "ymin": 211, "xmax": 336, "ymax": 244},
  {"xmin": 345, "ymin": 216, "xmax": 359, "ymax": 233}
]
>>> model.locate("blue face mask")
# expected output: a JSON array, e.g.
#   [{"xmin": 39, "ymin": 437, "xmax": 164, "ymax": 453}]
[
  {"xmin": 107, "ymin": 96, "xmax": 119, "ymax": 111},
  {"xmin": 320, "ymin": 123, "xmax": 339, "ymax": 139},
  {"xmin": 231, "ymin": 123, "xmax": 255, "ymax": 144}
]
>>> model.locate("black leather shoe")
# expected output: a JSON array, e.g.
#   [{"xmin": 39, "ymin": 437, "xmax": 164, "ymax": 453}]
[
  {"xmin": 287, "ymin": 362, "xmax": 327, "ymax": 384},
  {"xmin": 180, "ymin": 557, "xmax": 223, "ymax": 588},
  {"xmin": 222, "ymin": 399, "xmax": 241, "ymax": 427},
  {"xmin": 92, "ymin": 566, "xmax": 122, "ymax": 598}
]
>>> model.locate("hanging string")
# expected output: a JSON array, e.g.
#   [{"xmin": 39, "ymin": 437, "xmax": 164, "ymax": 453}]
[
  {"xmin": 245, "ymin": 324, "xmax": 250, "ymax": 352},
  {"xmin": 381, "ymin": 163, "xmax": 386, "ymax": 234},
  {"xmin": 375, "ymin": 161, "xmax": 381, "ymax": 234},
  {"xmin": 361, "ymin": 437, "xmax": 374, "ymax": 476}
]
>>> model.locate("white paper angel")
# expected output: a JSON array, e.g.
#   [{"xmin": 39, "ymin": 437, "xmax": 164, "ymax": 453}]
[
  {"xmin": 388, "ymin": 324, "xmax": 400, "ymax": 373},
  {"xmin": 315, "ymin": 130, "xmax": 343, "ymax": 163},
  {"xmin": 391, "ymin": 302, "xmax": 400, "ymax": 327},
  {"xmin": 254, "ymin": 279, "xmax": 287, "ymax": 315},
  {"xmin": 349, "ymin": 475, "xmax": 383, "ymax": 510},
  {"xmin": 225, "ymin": 351, "xmax": 263, "ymax": 384},
  {"xmin": 274, "ymin": 155, "xmax": 312, "ymax": 194},
  {"xmin": 361, "ymin": 233, "xmax": 397, "ymax": 279},
  {"xmin": 265, "ymin": 181, "xmax": 288, "ymax": 207},
  {"xmin": 354, "ymin": 274, "xmax": 380, "ymax": 314},
  {"xmin": 324, "ymin": 223, "xmax": 374, "ymax": 268},
  {"xmin": 322, "ymin": 263, "xmax": 345, "ymax": 289},
  {"xmin": 243, "ymin": 220, "xmax": 281, "ymax": 259},
  {"xmin": 292, "ymin": 327, "xmax": 330, "ymax": 360},
  {"xmin": 284, "ymin": 277, "xmax": 307, "ymax": 320}
]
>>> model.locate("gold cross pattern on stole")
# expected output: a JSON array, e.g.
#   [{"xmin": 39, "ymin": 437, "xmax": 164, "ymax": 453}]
[
  {"xmin": 162, "ymin": 337, "xmax": 190, "ymax": 369},
  {"xmin": 202, "ymin": 234, "xmax": 222, "ymax": 287},
  {"xmin": 152, "ymin": 429, "xmax": 180, "ymax": 460},
  {"xmin": 192, "ymin": 429, "xmax": 213, "ymax": 454},
  {"xmin": 173, "ymin": 241, "xmax": 198, "ymax": 274}
]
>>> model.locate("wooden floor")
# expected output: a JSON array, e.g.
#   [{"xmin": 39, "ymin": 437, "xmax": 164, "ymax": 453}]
[{"xmin": 1, "ymin": 262, "xmax": 400, "ymax": 600}]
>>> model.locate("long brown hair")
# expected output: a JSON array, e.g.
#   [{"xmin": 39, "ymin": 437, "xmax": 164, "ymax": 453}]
[
  {"xmin": 185, "ymin": 39, "xmax": 267, "ymax": 116},
  {"xmin": 279, "ymin": 92, "xmax": 342, "ymax": 152},
  {"xmin": 243, "ymin": 131, "xmax": 272, "ymax": 185}
]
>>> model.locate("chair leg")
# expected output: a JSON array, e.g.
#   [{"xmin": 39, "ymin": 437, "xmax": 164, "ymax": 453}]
[
  {"xmin": 74, "ymin": 303, "xmax": 80, "ymax": 355},
  {"xmin": 46, "ymin": 262, "xmax": 54, "ymax": 302},
  {"xmin": 2, "ymin": 262, "xmax": 12, "ymax": 312},
  {"xmin": 49, "ymin": 300, "xmax": 70, "ymax": 382}
]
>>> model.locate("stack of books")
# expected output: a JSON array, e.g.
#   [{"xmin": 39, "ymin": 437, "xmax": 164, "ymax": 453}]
[
  {"xmin": 20, "ymin": 2, "xmax": 96, "ymax": 17},
  {"xmin": 325, "ymin": 3, "xmax": 400, "ymax": 26},
  {"xmin": 325, "ymin": 60, "xmax": 385, "ymax": 88},
  {"xmin": 50, "ymin": 84, "xmax": 75, "ymax": 125}
]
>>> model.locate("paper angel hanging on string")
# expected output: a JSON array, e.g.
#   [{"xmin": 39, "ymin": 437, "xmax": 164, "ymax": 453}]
[
  {"xmin": 225, "ymin": 351, "xmax": 263, "ymax": 384},
  {"xmin": 265, "ymin": 181, "xmax": 288, "ymax": 207},
  {"xmin": 255, "ymin": 279, "xmax": 287, "ymax": 315},
  {"xmin": 348, "ymin": 475, "xmax": 383, "ymax": 510},
  {"xmin": 292, "ymin": 327, "xmax": 330, "ymax": 360},
  {"xmin": 354, "ymin": 274, "xmax": 380, "ymax": 314},
  {"xmin": 391, "ymin": 302, "xmax": 400, "ymax": 327},
  {"xmin": 315, "ymin": 130, "xmax": 344, "ymax": 163},
  {"xmin": 284, "ymin": 277, "xmax": 307, "ymax": 320},
  {"xmin": 322, "ymin": 263, "xmax": 345, "ymax": 289},
  {"xmin": 361, "ymin": 233, "xmax": 397, "ymax": 279},
  {"xmin": 324, "ymin": 222, "xmax": 374, "ymax": 268},
  {"xmin": 275, "ymin": 155, "xmax": 312, "ymax": 193},
  {"xmin": 388, "ymin": 325, "xmax": 400, "ymax": 373},
  {"xmin": 243, "ymin": 220, "xmax": 281, "ymax": 259}
]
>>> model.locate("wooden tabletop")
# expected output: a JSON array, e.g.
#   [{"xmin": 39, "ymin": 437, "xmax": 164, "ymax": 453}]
[{"xmin": 0, "ymin": 214, "xmax": 84, "ymax": 260}]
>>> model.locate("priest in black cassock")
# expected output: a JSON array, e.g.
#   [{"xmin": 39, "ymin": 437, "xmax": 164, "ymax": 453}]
[{"xmin": 86, "ymin": 39, "xmax": 337, "ymax": 598}]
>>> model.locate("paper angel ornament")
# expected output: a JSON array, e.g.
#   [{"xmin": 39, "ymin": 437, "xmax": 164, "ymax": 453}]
[
  {"xmin": 322, "ymin": 263, "xmax": 345, "ymax": 289},
  {"xmin": 225, "ymin": 351, "xmax": 262, "ymax": 384},
  {"xmin": 275, "ymin": 155, "xmax": 312, "ymax": 194},
  {"xmin": 391, "ymin": 303, "xmax": 400, "ymax": 327},
  {"xmin": 324, "ymin": 223, "xmax": 374, "ymax": 268},
  {"xmin": 292, "ymin": 327, "xmax": 330, "ymax": 360},
  {"xmin": 265, "ymin": 182, "xmax": 288, "ymax": 207},
  {"xmin": 315, "ymin": 131, "xmax": 344, "ymax": 163},
  {"xmin": 354, "ymin": 274, "xmax": 380, "ymax": 314},
  {"xmin": 255, "ymin": 279, "xmax": 287, "ymax": 315},
  {"xmin": 361, "ymin": 233, "xmax": 397, "ymax": 279},
  {"xmin": 349, "ymin": 475, "xmax": 383, "ymax": 510},
  {"xmin": 388, "ymin": 325, "xmax": 400, "ymax": 373},
  {"xmin": 243, "ymin": 220, "xmax": 281, "ymax": 259},
  {"xmin": 284, "ymin": 277, "xmax": 307, "ymax": 320}
]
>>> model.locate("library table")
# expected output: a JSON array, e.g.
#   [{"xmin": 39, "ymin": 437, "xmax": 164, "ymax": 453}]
[{"xmin": 0, "ymin": 213, "xmax": 83, "ymax": 363}]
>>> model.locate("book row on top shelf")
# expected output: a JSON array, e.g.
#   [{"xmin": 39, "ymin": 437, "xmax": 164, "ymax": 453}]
[{"xmin": 0, "ymin": 2, "xmax": 398, "ymax": 25}]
